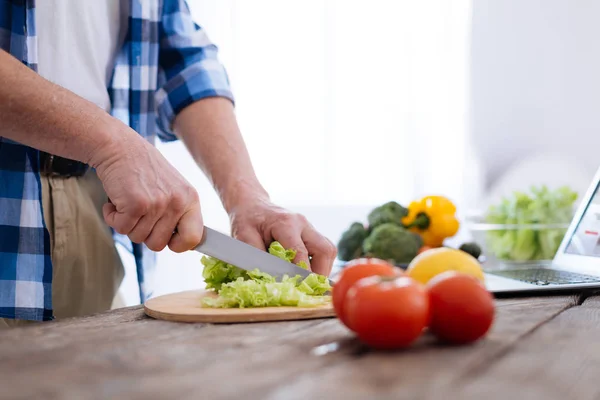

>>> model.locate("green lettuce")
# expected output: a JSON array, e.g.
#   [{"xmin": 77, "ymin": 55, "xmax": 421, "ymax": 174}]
[
  {"xmin": 267, "ymin": 241, "xmax": 296, "ymax": 262},
  {"xmin": 201, "ymin": 273, "xmax": 331, "ymax": 308},
  {"xmin": 201, "ymin": 255, "xmax": 249, "ymax": 291},
  {"xmin": 200, "ymin": 241, "xmax": 332, "ymax": 308},
  {"xmin": 295, "ymin": 273, "xmax": 331, "ymax": 296},
  {"xmin": 484, "ymin": 185, "xmax": 578, "ymax": 261},
  {"xmin": 268, "ymin": 241, "xmax": 309, "ymax": 270}
]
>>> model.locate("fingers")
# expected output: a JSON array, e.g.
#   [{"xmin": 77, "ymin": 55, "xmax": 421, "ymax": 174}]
[
  {"xmin": 302, "ymin": 227, "xmax": 337, "ymax": 276},
  {"xmin": 128, "ymin": 214, "xmax": 161, "ymax": 244},
  {"xmin": 168, "ymin": 206, "xmax": 204, "ymax": 253},
  {"xmin": 234, "ymin": 228, "xmax": 267, "ymax": 252},
  {"xmin": 273, "ymin": 223, "xmax": 312, "ymax": 270},
  {"xmin": 102, "ymin": 202, "xmax": 141, "ymax": 235},
  {"xmin": 103, "ymin": 188, "xmax": 202, "ymax": 253},
  {"xmin": 144, "ymin": 214, "xmax": 180, "ymax": 251},
  {"xmin": 97, "ymin": 138, "xmax": 204, "ymax": 253},
  {"xmin": 128, "ymin": 199, "xmax": 168, "ymax": 244},
  {"xmin": 102, "ymin": 202, "xmax": 117, "ymax": 225},
  {"xmin": 263, "ymin": 213, "xmax": 336, "ymax": 276},
  {"xmin": 271, "ymin": 220, "xmax": 311, "ymax": 269}
]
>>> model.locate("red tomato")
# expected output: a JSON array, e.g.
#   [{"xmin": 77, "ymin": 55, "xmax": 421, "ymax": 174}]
[
  {"xmin": 426, "ymin": 271, "xmax": 495, "ymax": 344},
  {"xmin": 344, "ymin": 275, "xmax": 430, "ymax": 350},
  {"xmin": 332, "ymin": 258, "xmax": 400, "ymax": 330}
]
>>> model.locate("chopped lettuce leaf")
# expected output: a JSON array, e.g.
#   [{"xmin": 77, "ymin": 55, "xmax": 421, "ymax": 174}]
[
  {"xmin": 268, "ymin": 241, "xmax": 297, "ymax": 263},
  {"xmin": 297, "ymin": 293, "xmax": 332, "ymax": 308},
  {"xmin": 297, "ymin": 260, "xmax": 309, "ymax": 270},
  {"xmin": 201, "ymin": 275, "xmax": 331, "ymax": 308},
  {"xmin": 201, "ymin": 255, "xmax": 248, "ymax": 291},
  {"xmin": 296, "ymin": 273, "xmax": 331, "ymax": 296},
  {"xmin": 200, "ymin": 241, "xmax": 331, "ymax": 308},
  {"xmin": 201, "ymin": 241, "xmax": 303, "ymax": 290},
  {"xmin": 246, "ymin": 268, "xmax": 276, "ymax": 283}
]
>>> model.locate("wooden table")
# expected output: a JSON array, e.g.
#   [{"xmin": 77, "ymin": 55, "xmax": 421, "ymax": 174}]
[{"xmin": 2, "ymin": 292, "xmax": 600, "ymax": 400}]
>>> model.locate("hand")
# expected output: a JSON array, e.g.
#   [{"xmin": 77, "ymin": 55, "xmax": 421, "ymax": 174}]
[
  {"xmin": 93, "ymin": 129, "xmax": 204, "ymax": 253},
  {"xmin": 229, "ymin": 198, "xmax": 337, "ymax": 276}
]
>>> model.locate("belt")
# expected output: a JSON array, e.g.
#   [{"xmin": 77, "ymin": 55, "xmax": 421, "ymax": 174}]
[{"xmin": 39, "ymin": 151, "xmax": 89, "ymax": 177}]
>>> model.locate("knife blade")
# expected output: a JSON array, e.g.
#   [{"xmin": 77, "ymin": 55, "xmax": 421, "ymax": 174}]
[{"xmin": 195, "ymin": 226, "xmax": 325, "ymax": 282}]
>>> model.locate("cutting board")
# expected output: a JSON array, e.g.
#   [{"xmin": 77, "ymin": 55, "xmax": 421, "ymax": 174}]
[{"xmin": 143, "ymin": 289, "xmax": 336, "ymax": 323}]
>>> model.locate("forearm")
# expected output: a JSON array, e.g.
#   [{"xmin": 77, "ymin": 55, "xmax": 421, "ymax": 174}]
[
  {"xmin": 0, "ymin": 49, "xmax": 139, "ymax": 167},
  {"xmin": 173, "ymin": 97, "xmax": 269, "ymax": 213}
]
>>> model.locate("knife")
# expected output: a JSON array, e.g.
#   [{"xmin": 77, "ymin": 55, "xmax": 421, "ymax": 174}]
[
  {"xmin": 195, "ymin": 226, "xmax": 330, "ymax": 283},
  {"xmin": 107, "ymin": 196, "xmax": 327, "ymax": 281}
]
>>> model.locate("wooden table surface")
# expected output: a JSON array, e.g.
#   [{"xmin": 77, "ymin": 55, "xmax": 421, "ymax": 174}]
[{"xmin": 2, "ymin": 292, "xmax": 600, "ymax": 400}]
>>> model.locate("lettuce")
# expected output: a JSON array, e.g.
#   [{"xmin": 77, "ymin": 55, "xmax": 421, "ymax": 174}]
[
  {"xmin": 296, "ymin": 273, "xmax": 331, "ymax": 296},
  {"xmin": 201, "ymin": 255, "xmax": 249, "ymax": 291},
  {"xmin": 201, "ymin": 273, "xmax": 332, "ymax": 308},
  {"xmin": 200, "ymin": 241, "xmax": 332, "ymax": 308},
  {"xmin": 267, "ymin": 241, "xmax": 296, "ymax": 263},
  {"xmin": 484, "ymin": 185, "xmax": 578, "ymax": 261}
]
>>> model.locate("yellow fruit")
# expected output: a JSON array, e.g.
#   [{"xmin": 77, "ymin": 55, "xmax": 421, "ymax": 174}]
[{"xmin": 406, "ymin": 247, "xmax": 484, "ymax": 284}]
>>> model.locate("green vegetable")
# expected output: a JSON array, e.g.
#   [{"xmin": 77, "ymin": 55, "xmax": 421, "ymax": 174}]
[
  {"xmin": 510, "ymin": 229, "xmax": 537, "ymax": 261},
  {"xmin": 200, "ymin": 241, "xmax": 331, "ymax": 308},
  {"xmin": 201, "ymin": 255, "xmax": 248, "ymax": 292},
  {"xmin": 362, "ymin": 222, "xmax": 420, "ymax": 264},
  {"xmin": 484, "ymin": 185, "xmax": 578, "ymax": 261},
  {"xmin": 538, "ymin": 227, "xmax": 565, "ymax": 260},
  {"xmin": 295, "ymin": 273, "xmax": 331, "ymax": 296},
  {"xmin": 201, "ymin": 240, "xmax": 302, "ymax": 290},
  {"xmin": 411, "ymin": 232, "xmax": 424, "ymax": 249},
  {"xmin": 336, "ymin": 222, "xmax": 369, "ymax": 261},
  {"xmin": 367, "ymin": 201, "xmax": 408, "ymax": 229},
  {"xmin": 267, "ymin": 241, "xmax": 297, "ymax": 263},
  {"xmin": 201, "ymin": 273, "xmax": 331, "ymax": 308},
  {"xmin": 459, "ymin": 242, "xmax": 482, "ymax": 259}
]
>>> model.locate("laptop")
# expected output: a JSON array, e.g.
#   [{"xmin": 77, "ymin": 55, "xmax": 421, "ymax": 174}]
[{"xmin": 485, "ymin": 167, "xmax": 600, "ymax": 295}]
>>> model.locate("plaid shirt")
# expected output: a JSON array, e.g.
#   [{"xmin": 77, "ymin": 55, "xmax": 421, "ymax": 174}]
[{"xmin": 0, "ymin": 0, "xmax": 234, "ymax": 321}]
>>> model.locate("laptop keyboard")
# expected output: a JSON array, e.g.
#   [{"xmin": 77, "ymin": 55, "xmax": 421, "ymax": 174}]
[{"xmin": 489, "ymin": 268, "xmax": 600, "ymax": 286}]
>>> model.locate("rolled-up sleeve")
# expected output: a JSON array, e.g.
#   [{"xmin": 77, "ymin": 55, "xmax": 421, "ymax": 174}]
[{"xmin": 155, "ymin": 0, "xmax": 235, "ymax": 142}]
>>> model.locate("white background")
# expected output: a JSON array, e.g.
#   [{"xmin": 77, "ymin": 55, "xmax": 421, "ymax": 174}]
[{"xmin": 469, "ymin": 0, "xmax": 600, "ymax": 193}]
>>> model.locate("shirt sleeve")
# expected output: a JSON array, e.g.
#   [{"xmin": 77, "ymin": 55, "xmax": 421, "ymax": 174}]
[{"xmin": 155, "ymin": 0, "xmax": 235, "ymax": 142}]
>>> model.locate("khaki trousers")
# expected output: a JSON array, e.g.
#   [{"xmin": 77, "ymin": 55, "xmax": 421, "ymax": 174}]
[{"xmin": 0, "ymin": 170, "xmax": 125, "ymax": 328}]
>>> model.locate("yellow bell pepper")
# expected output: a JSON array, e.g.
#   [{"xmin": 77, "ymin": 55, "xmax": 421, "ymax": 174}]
[{"xmin": 401, "ymin": 195, "xmax": 460, "ymax": 247}]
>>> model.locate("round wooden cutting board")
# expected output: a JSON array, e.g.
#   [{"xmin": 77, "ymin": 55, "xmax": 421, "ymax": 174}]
[{"xmin": 143, "ymin": 289, "xmax": 336, "ymax": 323}]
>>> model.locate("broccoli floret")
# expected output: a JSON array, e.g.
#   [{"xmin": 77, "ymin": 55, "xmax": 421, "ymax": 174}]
[
  {"xmin": 459, "ymin": 242, "xmax": 482, "ymax": 259},
  {"xmin": 337, "ymin": 222, "xmax": 369, "ymax": 261},
  {"xmin": 411, "ymin": 232, "xmax": 424, "ymax": 249},
  {"xmin": 367, "ymin": 201, "xmax": 409, "ymax": 229},
  {"xmin": 362, "ymin": 223, "xmax": 420, "ymax": 264}
]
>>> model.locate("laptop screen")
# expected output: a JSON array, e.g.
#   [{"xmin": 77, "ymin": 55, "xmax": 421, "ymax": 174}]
[{"xmin": 564, "ymin": 182, "xmax": 600, "ymax": 257}]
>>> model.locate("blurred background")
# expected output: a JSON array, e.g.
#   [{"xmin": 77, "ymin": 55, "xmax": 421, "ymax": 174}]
[{"xmin": 115, "ymin": 0, "xmax": 600, "ymax": 305}]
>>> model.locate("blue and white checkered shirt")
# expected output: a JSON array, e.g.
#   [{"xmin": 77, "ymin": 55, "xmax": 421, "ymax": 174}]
[{"xmin": 0, "ymin": 0, "xmax": 234, "ymax": 321}]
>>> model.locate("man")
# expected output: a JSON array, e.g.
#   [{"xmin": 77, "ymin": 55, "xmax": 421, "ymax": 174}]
[{"xmin": 0, "ymin": 0, "xmax": 336, "ymax": 327}]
